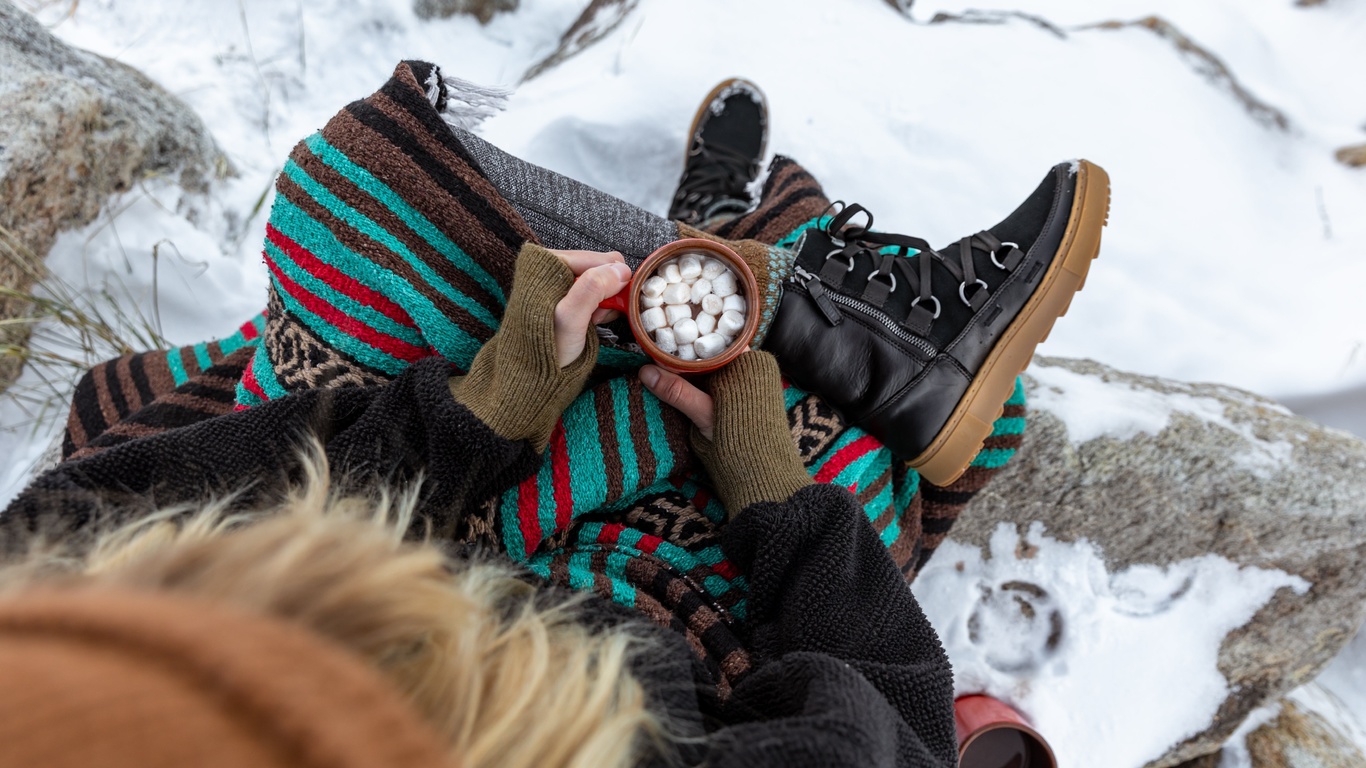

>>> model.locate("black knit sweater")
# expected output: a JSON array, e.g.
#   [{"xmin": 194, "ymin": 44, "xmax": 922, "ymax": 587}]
[{"xmin": 1, "ymin": 358, "xmax": 957, "ymax": 767}]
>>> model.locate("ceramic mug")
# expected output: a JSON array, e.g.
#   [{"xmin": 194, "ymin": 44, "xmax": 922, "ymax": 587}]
[
  {"xmin": 955, "ymin": 695, "xmax": 1057, "ymax": 768},
  {"xmin": 599, "ymin": 238, "xmax": 760, "ymax": 374}
]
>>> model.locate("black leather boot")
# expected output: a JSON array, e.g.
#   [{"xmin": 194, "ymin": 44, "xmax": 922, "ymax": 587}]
[
  {"xmin": 763, "ymin": 160, "xmax": 1110, "ymax": 485},
  {"xmin": 668, "ymin": 79, "xmax": 768, "ymax": 225}
]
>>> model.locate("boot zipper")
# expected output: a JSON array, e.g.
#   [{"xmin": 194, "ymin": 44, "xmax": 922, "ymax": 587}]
[{"xmin": 790, "ymin": 266, "xmax": 938, "ymax": 359}]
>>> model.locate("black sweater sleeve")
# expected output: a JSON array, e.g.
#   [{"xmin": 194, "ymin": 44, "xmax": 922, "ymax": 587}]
[
  {"xmin": 0, "ymin": 358, "xmax": 539, "ymax": 555},
  {"xmin": 706, "ymin": 483, "xmax": 958, "ymax": 768}
]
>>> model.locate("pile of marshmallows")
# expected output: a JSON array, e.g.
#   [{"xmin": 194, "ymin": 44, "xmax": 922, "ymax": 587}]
[{"xmin": 638, "ymin": 252, "xmax": 747, "ymax": 361}]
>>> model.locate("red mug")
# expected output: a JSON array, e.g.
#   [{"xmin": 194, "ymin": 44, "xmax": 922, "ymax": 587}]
[
  {"xmin": 955, "ymin": 695, "xmax": 1057, "ymax": 768},
  {"xmin": 599, "ymin": 238, "xmax": 759, "ymax": 374}
]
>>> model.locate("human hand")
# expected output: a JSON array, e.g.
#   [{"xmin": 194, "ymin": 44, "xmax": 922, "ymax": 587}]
[
  {"xmin": 548, "ymin": 249, "xmax": 631, "ymax": 368},
  {"xmin": 638, "ymin": 364, "xmax": 716, "ymax": 440},
  {"xmin": 640, "ymin": 349, "xmax": 810, "ymax": 517}
]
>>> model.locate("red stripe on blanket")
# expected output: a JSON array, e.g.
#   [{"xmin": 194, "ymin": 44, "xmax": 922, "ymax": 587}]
[
  {"xmin": 240, "ymin": 358, "xmax": 267, "ymax": 401},
  {"xmin": 598, "ymin": 524, "xmax": 624, "ymax": 546},
  {"xmin": 238, "ymin": 316, "xmax": 261, "ymax": 342},
  {"xmin": 516, "ymin": 475, "xmax": 540, "ymax": 558},
  {"xmin": 549, "ymin": 422, "xmax": 573, "ymax": 532},
  {"xmin": 712, "ymin": 559, "xmax": 740, "ymax": 580},
  {"xmin": 266, "ymin": 224, "xmax": 415, "ymax": 327},
  {"xmin": 266, "ymin": 257, "xmax": 430, "ymax": 363},
  {"xmin": 814, "ymin": 434, "xmax": 883, "ymax": 484}
]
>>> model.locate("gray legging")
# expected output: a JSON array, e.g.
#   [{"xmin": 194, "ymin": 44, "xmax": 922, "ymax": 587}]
[{"xmin": 455, "ymin": 129, "xmax": 680, "ymax": 269}]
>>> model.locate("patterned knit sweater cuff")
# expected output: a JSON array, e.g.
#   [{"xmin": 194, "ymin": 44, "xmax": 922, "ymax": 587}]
[
  {"xmin": 449, "ymin": 243, "xmax": 597, "ymax": 452},
  {"xmin": 691, "ymin": 350, "xmax": 812, "ymax": 519}
]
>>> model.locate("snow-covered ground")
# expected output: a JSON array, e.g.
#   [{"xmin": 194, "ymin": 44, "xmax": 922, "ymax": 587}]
[{"xmin": 2, "ymin": 0, "xmax": 1364, "ymax": 763}]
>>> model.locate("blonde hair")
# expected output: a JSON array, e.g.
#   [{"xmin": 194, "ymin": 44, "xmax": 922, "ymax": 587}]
[{"xmin": 0, "ymin": 458, "xmax": 667, "ymax": 768}]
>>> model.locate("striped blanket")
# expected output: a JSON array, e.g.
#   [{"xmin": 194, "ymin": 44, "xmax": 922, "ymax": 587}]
[{"xmin": 56, "ymin": 61, "xmax": 1026, "ymax": 694}]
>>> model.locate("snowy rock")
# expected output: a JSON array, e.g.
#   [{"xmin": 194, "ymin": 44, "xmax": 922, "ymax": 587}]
[
  {"xmin": 1336, "ymin": 142, "xmax": 1366, "ymax": 169},
  {"xmin": 1241, "ymin": 699, "xmax": 1366, "ymax": 768},
  {"xmin": 954, "ymin": 356, "xmax": 1366, "ymax": 768},
  {"xmin": 0, "ymin": 0, "xmax": 224, "ymax": 393},
  {"xmin": 413, "ymin": 0, "xmax": 517, "ymax": 24}
]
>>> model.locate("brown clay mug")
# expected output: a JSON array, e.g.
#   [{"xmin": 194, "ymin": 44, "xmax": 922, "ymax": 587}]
[
  {"xmin": 599, "ymin": 238, "xmax": 760, "ymax": 374},
  {"xmin": 955, "ymin": 695, "xmax": 1057, "ymax": 768}
]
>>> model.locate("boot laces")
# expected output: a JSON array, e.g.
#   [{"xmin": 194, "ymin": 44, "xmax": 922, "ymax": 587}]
[
  {"xmin": 820, "ymin": 202, "xmax": 1022, "ymax": 326},
  {"xmin": 673, "ymin": 139, "xmax": 757, "ymax": 212}
]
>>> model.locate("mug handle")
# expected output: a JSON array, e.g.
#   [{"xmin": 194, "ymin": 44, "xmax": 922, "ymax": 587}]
[{"xmin": 598, "ymin": 287, "xmax": 631, "ymax": 314}]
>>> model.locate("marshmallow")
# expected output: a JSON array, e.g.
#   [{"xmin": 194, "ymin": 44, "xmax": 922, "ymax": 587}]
[
  {"xmin": 661, "ymin": 283, "xmax": 690, "ymax": 305},
  {"xmin": 711, "ymin": 270, "xmax": 738, "ymax": 297},
  {"xmin": 695, "ymin": 311, "xmax": 716, "ymax": 336},
  {"xmin": 677, "ymin": 344, "xmax": 697, "ymax": 361},
  {"xmin": 718, "ymin": 310, "xmax": 746, "ymax": 338},
  {"xmin": 664, "ymin": 303, "xmax": 692, "ymax": 325},
  {"xmin": 640, "ymin": 307, "xmax": 667, "ymax": 333},
  {"xmin": 641, "ymin": 276, "xmax": 667, "ymax": 298},
  {"xmin": 678, "ymin": 254, "xmax": 703, "ymax": 280},
  {"xmin": 700, "ymin": 294, "xmax": 724, "ymax": 316},
  {"xmin": 690, "ymin": 278, "xmax": 712, "ymax": 304},
  {"xmin": 722, "ymin": 293, "xmax": 746, "ymax": 313},
  {"xmin": 661, "ymin": 262, "xmax": 682, "ymax": 283},
  {"xmin": 641, "ymin": 293, "xmax": 664, "ymax": 308},
  {"xmin": 674, "ymin": 317, "xmax": 699, "ymax": 345},
  {"xmin": 701, "ymin": 257, "xmax": 727, "ymax": 281},
  {"xmin": 653, "ymin": 327, "xmax": 678, "ymax": 354},
  {"xmin": 694, "ymin": 333, "xmax": 728, "ymax": 359}
]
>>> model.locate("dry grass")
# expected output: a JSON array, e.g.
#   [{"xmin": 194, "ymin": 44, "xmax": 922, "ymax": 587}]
[{"xmin": 0, "ymin": 226, "xmax": 168, "ymax": 433}]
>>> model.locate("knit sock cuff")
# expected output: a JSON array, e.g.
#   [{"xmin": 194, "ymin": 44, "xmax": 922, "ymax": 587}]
[
  {"xmin": 676, "ymin": 224, "xmax": 792, "ymax": 347},
  {"xmin": 691, "ymin": 351, "xmax": 811, "ymax": 518},
  {"xmin": 450, "ymin": 243, "xmax": 597, "ymax": 451}
]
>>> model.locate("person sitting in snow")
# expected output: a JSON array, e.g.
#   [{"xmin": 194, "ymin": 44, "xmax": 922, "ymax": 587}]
[{"xmin": 0, "ymin": 63, "xmax": 1107, "ymax": 767}]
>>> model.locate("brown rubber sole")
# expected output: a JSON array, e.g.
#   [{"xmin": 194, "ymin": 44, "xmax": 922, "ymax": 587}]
[{"xmin": 908, "ymin": 160, "xmax": 1111, "ymax": 486}]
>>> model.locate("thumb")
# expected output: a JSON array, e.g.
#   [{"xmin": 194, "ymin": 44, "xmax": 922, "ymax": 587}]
[{"xmin": 554, "ymin": 262, "xmax": 632, "ymax": 366}]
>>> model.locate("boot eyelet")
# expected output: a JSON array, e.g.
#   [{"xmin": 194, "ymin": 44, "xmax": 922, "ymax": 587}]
[
  {"xmin": 866, "ymin": 269, "xmax": 896, "ymax": 292},
  {"xmin": 991, "ymin": 242, "xmax": 1021, "ymax": 270},
  {"xmin": 824, "ymin": 248, "xmax": 855, "ymax": 273},
  {"xmin": 959, "ymin": 279, "xmax": 989, "ymax": 306},
  {"xmin": 911, "ymin": 295, "xmax": 941, "ymax": 319}
]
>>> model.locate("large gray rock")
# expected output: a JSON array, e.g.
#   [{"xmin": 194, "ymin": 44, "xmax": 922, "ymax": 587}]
[
  {"xmin": 0, "ymin": 0, "xmax": 225, "ymax": 391},
  {"xmin": 956, "ymin": 356, "xmax": 1366, "ymax": 768}
]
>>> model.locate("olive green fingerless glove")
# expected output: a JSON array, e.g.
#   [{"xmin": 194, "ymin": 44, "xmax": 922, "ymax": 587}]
[
  {"xmin": 449, "ymin": 243, "xmax": 598, "ymax": 452},
  {"xmin": 690, "ymin": 350, "xmax": 813, "ymax": 519}
]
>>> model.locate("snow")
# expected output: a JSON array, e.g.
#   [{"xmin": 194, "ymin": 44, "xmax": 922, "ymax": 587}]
[
  {"xmin": 913, "ymin": 522, "xmax": 1309, "ymax": 767},
  {"xmin": 1026, "ymin": 360, "xmax": 1299, "ymax": 476},
  {"xmin": 3, "ymin": 0, "xmax": 1366, "ymax": 763}
]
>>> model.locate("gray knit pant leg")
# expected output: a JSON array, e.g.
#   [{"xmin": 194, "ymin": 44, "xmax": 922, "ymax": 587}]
[{"xmin": 455, "ymin": 129, "xmax": 677, "ymax": 269}]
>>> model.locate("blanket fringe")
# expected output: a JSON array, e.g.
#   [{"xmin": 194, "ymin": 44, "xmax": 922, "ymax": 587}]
[{"xmin": 426, "ymin": 65, "xmax": 510, "ymax": 131}]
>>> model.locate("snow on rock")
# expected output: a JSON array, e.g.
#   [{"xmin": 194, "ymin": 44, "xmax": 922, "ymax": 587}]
[
  {"xmin": 913, "ymin": 523, "xmax": 1308, "ymax": 768},
  {"xmin": 1214, "ymin": 687, "xmax": 1366, "ymax": 768},
  {"xmin": 955, "ymin": 355, "xmax": 1366, "ymax": 766}
]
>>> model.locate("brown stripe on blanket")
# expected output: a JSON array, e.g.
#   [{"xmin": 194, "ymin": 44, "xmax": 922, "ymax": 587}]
[
  {"xmin": 624, "ymin": 382, "xmax": 658, "ymax": 487},
  {"xmin": 709, "ymin": 156, "xmax": 832, "ymax": 244},
  {"xmin": 591, "ymin": 387, "xmax": 626, "ymax": 503},
  {"xmin": 314, "ymin": 111, "xmax": 506, "ymax": 314},
  {"xmin": 376, "ymin": 64, "xmax": 535, "ymax": 252},
  {"xmin": 113, "ymin": 356, "xmax": 144, "ymax": 414},
  {"xmin": 362, "ymin": 89, "xmax": 530, "ymax": 284}
]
